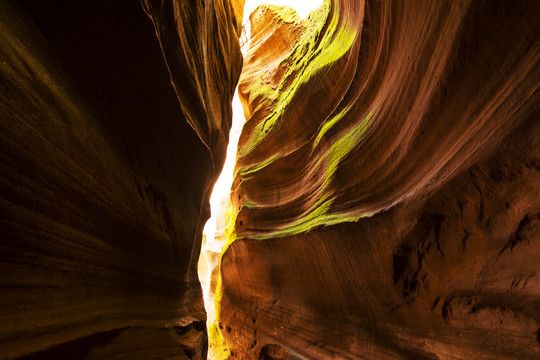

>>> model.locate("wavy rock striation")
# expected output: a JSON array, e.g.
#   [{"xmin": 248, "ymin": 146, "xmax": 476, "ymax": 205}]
[
  {"xmin": 0, "ymin": 0, "xmax": 242, "ymax": 358},
  {"xmin": 220, "ymin": 0, "xmax": 540, "ymax": 358}
]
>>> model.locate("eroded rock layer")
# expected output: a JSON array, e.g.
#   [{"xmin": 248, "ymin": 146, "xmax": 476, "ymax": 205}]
[
  {"xmin": 220, "ymin": 0, "xmax": 540, "ymax": 358},
  {"xmin": 0, "ymin": 0, "xmax": 242, "ymax": 358}
]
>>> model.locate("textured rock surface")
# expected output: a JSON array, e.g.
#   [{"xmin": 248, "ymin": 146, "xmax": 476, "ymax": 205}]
[
  {"xmin": 220, "ymin": 0, "xmax": 540, "ymax": 358},
  {"xmin": 0, "ymin": 0, "xmax": 242, "ymax": 358}
]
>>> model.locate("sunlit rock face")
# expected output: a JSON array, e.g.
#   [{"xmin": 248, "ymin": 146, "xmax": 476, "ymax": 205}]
[
  {"xmin": 0, "ymin": 0, "xmax": 242, "ymax": 358},
  {"xmin": 220, "ymin": 0, "xmax": 540, "ymax": 358}
]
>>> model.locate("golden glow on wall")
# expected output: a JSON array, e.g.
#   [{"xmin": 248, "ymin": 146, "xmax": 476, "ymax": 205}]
[
  {"xmin": 199, "ymin": 1, "xmax": 324, "ymax": 359},
  {"xmin": 240, "ymin": 0, "xmax": 324, "ymax": 55},
  {"xmin": 243, "ymin": 0, "xmax": 322, "ymax": 21}
]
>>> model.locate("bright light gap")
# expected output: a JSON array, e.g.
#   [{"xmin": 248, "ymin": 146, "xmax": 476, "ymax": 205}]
[{"xmin": 199, "ymin": 1, "xmax": 324, "ymax": 359}]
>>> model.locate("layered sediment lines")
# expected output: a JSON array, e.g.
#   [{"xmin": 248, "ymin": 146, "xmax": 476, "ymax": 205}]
[
  {"xmin": 220, "ymin": 0, "xmax": 540, "ymax": 358},
  {"xmin": 0, "ymin": 0, "xmax": 242, "ymax": 358}
]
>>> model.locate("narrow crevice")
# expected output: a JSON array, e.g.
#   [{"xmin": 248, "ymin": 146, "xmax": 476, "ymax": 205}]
[{"xmin": 198, "ymin": 3, "xmax": 325, "ymax": 359}]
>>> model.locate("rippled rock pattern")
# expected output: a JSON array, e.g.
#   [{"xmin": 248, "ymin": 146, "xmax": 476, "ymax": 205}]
[
  {"xmin": 220, "ymin": 0, "xmax": 540, "ymax": 358},
  {"xmin": 0, "ymin": 0, "xmax": 242, "ymax": 358}
]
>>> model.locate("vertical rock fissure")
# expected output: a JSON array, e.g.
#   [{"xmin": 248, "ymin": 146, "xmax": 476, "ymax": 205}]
[
  {"xmin": 198, "ymin": 2, "xmax": 326, "ymax": 358},
  {"xmin": 199, "ymin": 87, "xmax": 246, "ymax": 359}
]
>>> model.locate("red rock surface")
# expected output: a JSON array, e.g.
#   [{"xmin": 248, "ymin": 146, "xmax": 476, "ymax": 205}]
[
  {"xmin": 219, "ymin": 0, "xmax": 540, "ymax": 358},
  {"xmin": 0, "ymin": 0, "xmax": 242, "ymax": 358}
]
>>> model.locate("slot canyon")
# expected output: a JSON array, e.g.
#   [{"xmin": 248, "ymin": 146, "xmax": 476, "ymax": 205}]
[{"xmin": 0, "ymin": 0, "xmax": 539, "ymax": 359}]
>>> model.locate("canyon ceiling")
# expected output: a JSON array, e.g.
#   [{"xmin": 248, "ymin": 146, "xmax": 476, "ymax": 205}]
[{"xmin": 1, "ymin": 0, "xmax": 539, "ymax": 360}]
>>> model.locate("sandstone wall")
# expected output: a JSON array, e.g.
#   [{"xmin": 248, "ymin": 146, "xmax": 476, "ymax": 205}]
[
  {"xmin": 220, "ymin": 1, "xmax": 540, "ymax": 358},
  {"xmin": 0, "ymin": 0, "xmax": 242, "ymax": 358}
]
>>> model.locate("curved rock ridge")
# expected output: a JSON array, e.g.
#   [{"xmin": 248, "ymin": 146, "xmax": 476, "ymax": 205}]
[
  {"xmin": 219, "ymin": 0, "xmax": 540, "ymax": 358},
  {"xmin": 231, "ymin": 0, "xmax": 539, "ymax": 241},
  {"xmin": 142, "ymin": 0, "xmax": 244, "ymax": 167},
  {"xmin": 0, "ymin": 0, "xmax": 242, "ymax": 358}
]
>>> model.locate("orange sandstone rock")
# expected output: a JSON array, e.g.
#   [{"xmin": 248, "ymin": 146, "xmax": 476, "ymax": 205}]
[
  {"xmin": 0, "ymin": 0, "xmax": 242, "ymax": 358},
  {"xmin": 219, "ymin": 0, "xmax": 540, "ymax": 358}
]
